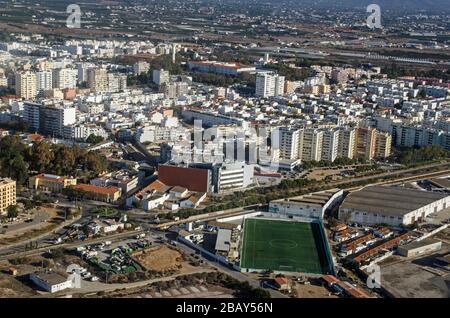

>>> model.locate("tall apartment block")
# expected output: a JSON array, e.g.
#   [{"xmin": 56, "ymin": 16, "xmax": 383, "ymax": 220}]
[
  {"xmin": 15, "ymin": 71, "xmax": 37, "ymax": 99},
  {"xmin": 0, "ymin": 178, "xmax": 16, "ymax": 215}
]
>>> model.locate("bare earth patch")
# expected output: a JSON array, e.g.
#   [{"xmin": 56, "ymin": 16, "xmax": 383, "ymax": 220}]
[
  {"xmin": 0, "ymin": 273, "xmax": 37, "ymax": 298},
  {"xmin": 131, "ymin": 246, "xmax": 183, "ymax": 272},
  {"xmin": 293, "ymin": 283, "xmax": 339, "ymax": 298}
]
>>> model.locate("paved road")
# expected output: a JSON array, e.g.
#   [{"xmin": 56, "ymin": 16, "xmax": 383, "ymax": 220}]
[
  {"xmin": 1, "ymin": 210, "xmax": 50, "ymax": 235},
  {"xmin": 57, "ymin": 269, "xmax": 215, "ymax": 296},
  {"xmin": 0, "ymin": 215, "xmax": 89, "ymax": 257},
  {"xmin": 0, "ymin": 228, "xmax": 145, "ymax": 261}
]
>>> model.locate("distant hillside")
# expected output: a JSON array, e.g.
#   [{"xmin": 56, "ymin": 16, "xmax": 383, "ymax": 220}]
[{"xmin": 274, "ymin": 0, "xmax": 450, "ymax": 12}]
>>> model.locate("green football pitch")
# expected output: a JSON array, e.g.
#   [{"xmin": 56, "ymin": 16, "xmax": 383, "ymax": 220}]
[{"xmin": 240, "ymin": 218, "xmax": 331, "ymax": 274}]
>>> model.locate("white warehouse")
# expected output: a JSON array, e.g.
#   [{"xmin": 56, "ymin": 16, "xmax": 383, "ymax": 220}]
[
  {"xmin": 269, "ymin": 188, "xmax": 343, "ymax": 219},
  {"xmin": 30, "ymin": 270, "xmax": 74, "ymax": 293},
  {"xmin": 339, "ymin": 186, "xmax": 450, "ymax": 227}
]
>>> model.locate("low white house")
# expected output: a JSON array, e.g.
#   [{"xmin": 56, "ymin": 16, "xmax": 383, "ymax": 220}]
[
  {"xmin": 30, "ymin": 271, "xmax": 73, "ymax": 293},
  {"xmin": 170, "ymin": 186, "xmax": 189, "ymax": 199},
  {"xmin": 164, "ymin": 201, "xmax": 179, "ymax": 211},
  {"xmin": 142, "ymin": 193, "xmax": 170, "ymax": 211},
  {"xmin": 88, "ymin": 219, "xmax": 124, "ymax": 234},
  {"xmin": 180, "ymin": 193, "xmax": 207, "ymax": 209}
]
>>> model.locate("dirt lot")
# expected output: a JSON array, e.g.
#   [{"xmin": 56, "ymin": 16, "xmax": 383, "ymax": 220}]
[
  {"xmin": 0, "ymin": 206, "xmax": 63, "ymax": 245},
  {"xmin": 132, "ymin": 246, "xmax": 183, "ymax": 272},
  {"xmin": 379, "ymin": 229, "xmax": 450, "ymax": 298},
  {"xmin": 0, "ymin": 273, "xmax": 37, "ymax": 297},
  {"xmin": 293, "ymin": 283, "xmax": 339, "ymax": 298},
  {"xmin": 306, "ymin": 168, "xmax": 346, "ymax": 181},
  {"xmin": 0, "ymin": 259, "xmax": 40, "ymax": 298}
]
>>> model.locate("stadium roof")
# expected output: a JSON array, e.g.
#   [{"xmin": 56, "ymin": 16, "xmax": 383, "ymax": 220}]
[
  {"xmin": 272, "ymin": 188, "xmax": 342, "ymax": 208},
  {"xmin": 429, "ymin": 177, "xmax": 450, "ymax": 189},
  {"xmin": 340, "ymin": 186, "xmax": 449, "ymax": 216}
]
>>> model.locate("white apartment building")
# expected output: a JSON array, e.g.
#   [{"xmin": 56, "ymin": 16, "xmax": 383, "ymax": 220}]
[
  {"xmin": 135, "ymin": 125, "xmax": 188, "ymax": 143},
  {"xmin": 338, "ymin": 128, "xmax": 356, "ymax": 159},
  {"xmin": 322, "ymin": 129, "xmax": 340, "ymax": 162},
  {"xmin": 300, "ymin": 129, "xmax": 323, "ymax": 162},
  {"xmin": 278, "ymin": 127, "xmax": 301, "ymax": 160},
  {"xmin": 23, "ymin": 102, "xmax": 76, "ymax": 137},
  {"xmin": 133, "ymin": 61, "xmax": 150, "ymax": 75},
  {"xmin": 36, "ymin": 71, "xmax": 53, "ymax": 96},
  {"xmin": 76, "ymin": 62, "xmax": 94, "ymax": 84},
  {"xmin": 63, "ymin": 124, "xmax": 108, "ymax": 141},
  {"xmin": 52, "ymin": 68, "xmax": 77, "ymax": 89},
  {"xmin": 107, "ymin": 73, "xmax": 127, "ymax": 92},
  {"xmin": 15, "ymin": 71, "xmax": 37, "ymax": 99},
  {"xmin": 255, "ymin": 73, "xmax": 285, "ymax": 98},
  {"xmin": 87, "ymin": 68, "xmax": 108, "ymax": 92},
  {"xmin": 392, "ymin": 123, "xmax": 450, "ymax": 151},
  {"xmin": 23, "ymin": 102, "xmax": 41, "ymax": 131},
  {"xmin": 153, "ymin": 69, "xmax": 170, "ymax": 85},
  {"xmin": 217, "ymin": 162, "xmax": 254, "ymax": 192}
]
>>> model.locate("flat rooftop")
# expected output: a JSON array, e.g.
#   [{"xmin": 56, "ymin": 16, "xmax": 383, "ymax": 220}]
[
  {"xmin": 32, "ymin": 271, "xmax": 69, "ymax": 285},
  {"xmin": 273, "ymin": 189, "xmax": 342, "ymax": 208},
  {"xmin": 429, "ymin": 178, "xmax": 450, "ymax": 189},
  {"xmin": 341, "ymin": 186, "xmax": 449, "ymax": 216},
  {"xmin": 399, "ymin": 238, "xmax": 442, "ymax": 251}
]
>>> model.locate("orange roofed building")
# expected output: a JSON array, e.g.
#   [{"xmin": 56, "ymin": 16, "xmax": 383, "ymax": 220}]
[
  {"xmin": 134, "ymin": 179, "xmax": 166, "ymax": 201},
  {"xmin": 73, "ymin": 184, "xmax": 122, "ymax": 203},
  {"xmin": 29, "ymin": 174, "xmax": 77, "ymax": 193},
  {"xmin": 27, "ymin": 133, "xmax": 44, "ymax": 143}
]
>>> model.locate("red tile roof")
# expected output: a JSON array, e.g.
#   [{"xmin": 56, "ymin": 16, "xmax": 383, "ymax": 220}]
[
  {"xmin": 28, "ymin": 133, "xmax": 44, "ymax": 141},
  {"xmin": 34, "ymin": 173, "xmax": 69, "ymax": 182},
  {"xmin": 274, "ymin": 276, "xmax": 288, "ymax": 286},
  {"xmin": 135, "ymin": 180, "xmax": 166, "ymax": 199},
  {"xmin": 74, "ymin": 183, "xmax": 120, "ymax": 195}
]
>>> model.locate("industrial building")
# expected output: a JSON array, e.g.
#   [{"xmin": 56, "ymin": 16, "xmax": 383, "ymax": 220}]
[
  {"xmin": 339, "ymin": 186, "xmax": 450, "ymax": 226},
  {"xmin": 158, "ymin": 162, "xmax": 254, "ymax": 193},
  {"xmin": 187, "ymin": 61, "xmax": 256, "ymax": 76},
  {"xmin": 397, "ymin": 239, "xmax": 442, "ymax": 258},
  {"xmin": 29, "ymin": 270, "xmax": 73, "ymax": 293},
  {"xmin": 269, "ymin": 188, "xmax": 343, "ymax": 219},
  {"xmin": 158, "ymin": 164, "xmax": 213, "ymax": 193}
]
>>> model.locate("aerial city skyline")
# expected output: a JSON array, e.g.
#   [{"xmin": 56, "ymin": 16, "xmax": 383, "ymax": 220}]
[{"xmin": 0, "ymin": 0, "xmax": 449, "ymax": 308}]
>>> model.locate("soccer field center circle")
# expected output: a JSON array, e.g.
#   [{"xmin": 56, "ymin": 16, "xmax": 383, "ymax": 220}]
[{"xmin": 268, "ymin": 239, "xmax": 298, "ymax": 249}]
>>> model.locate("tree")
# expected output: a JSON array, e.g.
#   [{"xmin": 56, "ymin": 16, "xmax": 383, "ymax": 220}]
[
  {"xmin": 50, "ymin": 248, "xmax": 64, "ymax": 259},
  {"xmin": 30, "ymin": 140, "xmax": 54, "ymax": 173},
  {"xmin": 7, "ymin": 205, "xmax": 18, "ymax": 219},
  {"xmin": 85, "ymin": 134, "xmax": 104, "ymax": 145},
  {"xmin": 252, "ymin": 288, "xmax": 271, "ymax": 298},
  {"xmin": 328, "ymin": 217, "xmax": 338, "ymax": 228}
]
